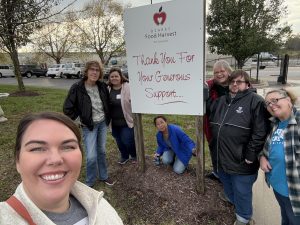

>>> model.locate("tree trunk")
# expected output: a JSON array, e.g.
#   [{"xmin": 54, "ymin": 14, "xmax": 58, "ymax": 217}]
[
  {"xmin": 56, "ymin": 58, "xmax": 61, "ymax": 64},
  {"xmin": 237, "ymin": 59, "xmax": 244, "ymax": 69},
  {"xmin": 10, "ymin": 47, "xmax": 25, "ymax": 92}
]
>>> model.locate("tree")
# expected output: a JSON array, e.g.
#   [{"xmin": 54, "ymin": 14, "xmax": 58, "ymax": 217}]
[
  {"xmin": 31, "ymin": 17, "xmax": 79, "ymax": 64},
  {"xmin": 0, "ymin": 0, "xmax": 76, "ymax": 91},
  {"xmin": 285, "ymin": 34, "xmax": 300, "ymax": 51},
  {"xmin": 207, "ymin": 0, "xmax": 291, "ymax": 68},
  {"xmin": 74, "ymin": 0, "xmax": 125, "ymax": 65}
]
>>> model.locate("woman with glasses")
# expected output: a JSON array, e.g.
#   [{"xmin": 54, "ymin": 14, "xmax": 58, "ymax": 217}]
[
  {"xmin": 153, "ymin": 115, "xmax": 196, "ymax": 174},
  {"xmin": 63, "ymin": 61, "xmax": 115, "ymax": 187},
  {"xmin": 204, "ymin": 60, "xmax": 232, "ymax": 181},
  {"xmin": 209, "ymin": 70, "xmax": 269, "ymax": 225},
  {"xmin": 260, "ymin": 89, "xmax": 300, "ymax": 225}
]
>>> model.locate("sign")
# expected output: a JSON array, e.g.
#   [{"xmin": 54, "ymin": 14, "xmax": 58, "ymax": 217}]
[{"xmin": 124, "ymin": 0, "xmax": 205, "ymax": 115}]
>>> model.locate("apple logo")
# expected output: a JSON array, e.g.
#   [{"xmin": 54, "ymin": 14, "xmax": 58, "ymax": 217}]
[{"xmin": 153, "ymin": 6, "xmax": 166, "ymax": 25}]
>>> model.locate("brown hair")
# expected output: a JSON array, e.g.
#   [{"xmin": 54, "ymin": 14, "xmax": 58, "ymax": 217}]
[
  {"xmin": 15, "ymin": 112, "xmax": 82, "ymax": 161},
  {"xmin": 229, "ymin": 70, "xmax": 251, "ymax": 86},
  {"xmin": 107, "ymin": 67, "xmax": 128, "ymax": 87},
  {"xmin": 265, "ymin": 89, "xmax": 297, "ymax": 105},
  {"xmin": 83, "ymin": 61, "xmax": 103, "ymax": 81},
  {"xmin": 153, "ymin": 115, "xmax": 167, "ymax": 126}
]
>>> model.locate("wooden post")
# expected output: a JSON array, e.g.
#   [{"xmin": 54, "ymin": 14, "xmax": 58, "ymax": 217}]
[
  {"xmin": 133, "ymin": 113, "xmax": 146, "ymax": 172},
  {"xmin": 195, "ymin": 116, "xmax": 205, "ymax": 194}
]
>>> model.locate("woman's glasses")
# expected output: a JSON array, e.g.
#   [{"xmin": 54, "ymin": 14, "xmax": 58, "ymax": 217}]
[{"xmin": 265, "ymin": 97, "xmax": 286, "ymax": 107}]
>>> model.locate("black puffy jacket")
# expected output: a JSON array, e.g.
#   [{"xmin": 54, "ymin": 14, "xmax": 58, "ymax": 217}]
[
  {"xmin": 209, "ymin": 89, "xmax": 269, "ymax": 175},
  {"xmin": 63, "ymin": 80, "xmax": 110, "ymax": 131}
]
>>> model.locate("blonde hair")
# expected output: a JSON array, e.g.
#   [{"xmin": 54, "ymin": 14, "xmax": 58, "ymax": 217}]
[{"xmin": 265, "ymin": 89, "xmax": 297, "ymax": 105}]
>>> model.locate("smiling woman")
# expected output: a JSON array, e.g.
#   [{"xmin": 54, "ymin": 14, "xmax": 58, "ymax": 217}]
[{"xmin": 0, "ymin": 112, "xmax": 123, "ymax": 225}]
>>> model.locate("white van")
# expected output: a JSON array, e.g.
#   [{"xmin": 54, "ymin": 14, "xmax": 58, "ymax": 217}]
[
  {"xmin": 0, "ymin": 65, "xmax": 14, "ymax": 78},
  {"xmin": 47, "ymin": 64, "xmax": 65, "ymax": 78},
  {"xmin": 63, "ymin": 63, "xmax": 85, "ymax": 79}
]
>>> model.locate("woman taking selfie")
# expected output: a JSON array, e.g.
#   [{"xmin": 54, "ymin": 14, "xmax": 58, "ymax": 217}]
[
  {"xmin": 0, "ymin": 112, "xmax": 123, "ymax": 224},
  {"xmin": 260, "ymin": 89, "xmax": 300, "ymax": 225}
]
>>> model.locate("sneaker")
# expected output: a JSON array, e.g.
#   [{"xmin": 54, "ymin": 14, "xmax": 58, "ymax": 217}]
[
  {"xmin": 205, "ymin": 172, "xmax": 221, "ymax": 182},
  {"xmin": 218, "ymin": 191, "xmax": 233, "ymax": 204},
  {"xmin": 0, "ymin": 117, "xmax": 8, "ymax": 122},
  {"xmin": 130, "ymin": 157, "xmax": 137, "ymax": 164},
  {"xmin": 233, "ymin": 219, "xmax": 255, "ymax": 225},
  {"xmin": 118, "ymin": 158, "xmax": 129, "ymax": 165},
  {"xmin": 103, "ymin": 178, "xmax": 115, "ymax": 186}
]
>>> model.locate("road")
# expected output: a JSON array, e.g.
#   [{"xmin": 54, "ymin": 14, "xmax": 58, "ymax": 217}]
[{"xmin": 0, "ymin": 77, "xmax": 78, "ymax": 90}]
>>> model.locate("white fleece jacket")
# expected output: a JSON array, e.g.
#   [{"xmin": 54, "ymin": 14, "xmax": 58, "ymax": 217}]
[{"xmin": 0, "ymin": 181, "xmax": 123, "ymax": 225}]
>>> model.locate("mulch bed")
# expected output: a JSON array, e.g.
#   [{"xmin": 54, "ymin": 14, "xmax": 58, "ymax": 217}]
[{"xmin": 111, "ymin": 157, "xmax": 235, "ymax": 225}]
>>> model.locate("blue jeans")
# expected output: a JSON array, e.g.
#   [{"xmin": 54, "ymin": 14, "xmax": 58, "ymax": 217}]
[
  {"xmin": 162, "ymin": 150, "xmax": 186, "ymax": 174},
  {"xmin": 218, "ymin": 170, "xmax": 258, "ymax": 223},
  {"xmin": 112, "ymin": 125, "xmax": 136, "ymax": 160},
  {"xmin": 82, "ymin": 121, "xmax": 108, "ymax": 186},
  {"xmin": 274, "ymin": 190, "xmax": 300, "ymax": 225}
]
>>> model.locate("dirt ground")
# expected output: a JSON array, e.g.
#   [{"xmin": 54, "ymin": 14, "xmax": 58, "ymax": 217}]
[{"xmin": 111, "ymin": 156, "xmax": 235, "ymax": 225}]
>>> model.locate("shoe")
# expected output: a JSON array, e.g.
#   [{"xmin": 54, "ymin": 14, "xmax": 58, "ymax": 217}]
[
  {"xmin": 233, "ymin": 219, "xmax": 255, "ymax": 225},
  {"xmin": 130, "ymin": 157, "xmax": 137, "ymax": 164},
  {"xmin": 118, "ymin": 158, "xmax": 129, "ymax": 165},
  {"xmin": 0, "ymin": 117, "xmax": 8, "ymax": 122},
  {"xmin": 218, "ymin": 191, "xmax": 232, "ymax": 204},
  {"xmin": 205, "ymin": 172, "xmax": 221, "ymax": 182},
  {"xmin": 103, "ymin": 178, "xmax": 115, "ymax": 186}
]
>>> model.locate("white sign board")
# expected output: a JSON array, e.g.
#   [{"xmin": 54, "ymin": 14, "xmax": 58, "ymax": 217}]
[{"xmin": 124, "ymin": 0, "xmax": 205, "ymax": 115}]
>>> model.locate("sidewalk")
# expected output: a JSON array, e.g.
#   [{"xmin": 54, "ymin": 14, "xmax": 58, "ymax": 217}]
[{"xmin": 252, "ymin": 77, "xmax": 300, "ymax": 225}]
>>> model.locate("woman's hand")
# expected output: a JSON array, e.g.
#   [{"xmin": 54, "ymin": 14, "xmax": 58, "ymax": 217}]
[
  {"xmin": 154, "ymin": 153, "xmax": 160, "ymax": 158},
  {"xmin": 260, "ymin": 156, "xmax": 272, "ymax": 172}
]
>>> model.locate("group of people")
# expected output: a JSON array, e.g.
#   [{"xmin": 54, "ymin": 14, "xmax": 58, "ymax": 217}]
[
  {"xmin": 205, "ymin": 60, "xmax": 300, "ymax": 225},
  {"xmin": 1, "ymin": 59, "xmax": 300, "ymax": 225}
]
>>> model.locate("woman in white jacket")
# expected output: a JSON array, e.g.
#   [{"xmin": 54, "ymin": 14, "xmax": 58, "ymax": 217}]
[
  {"xmin": 0, "ymin": 112, "xmax": 123, "ymax": 225},
  {"xmin": 107, "ymin": 68, "xmax": 137, "ymax": 165}
]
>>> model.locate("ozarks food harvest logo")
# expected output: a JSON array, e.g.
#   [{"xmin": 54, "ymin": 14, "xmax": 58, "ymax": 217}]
[{"xmin": 153, "ymin": 6, "xmax": 166, "ymax": 25}]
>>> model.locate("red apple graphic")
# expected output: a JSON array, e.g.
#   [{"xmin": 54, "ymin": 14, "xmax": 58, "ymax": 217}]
[{"xmin": 153, "ymin": 6, "xmax": 166, "ymax": 25}]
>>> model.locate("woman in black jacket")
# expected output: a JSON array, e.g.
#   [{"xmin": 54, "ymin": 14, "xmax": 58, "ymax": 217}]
[
  {"xmin": 209, "ymin": 70, "xmax": 269, "ymax": 225},
  {"xmin": 63, "ymin": 61, "xmax": 114, "ymax": 187}
]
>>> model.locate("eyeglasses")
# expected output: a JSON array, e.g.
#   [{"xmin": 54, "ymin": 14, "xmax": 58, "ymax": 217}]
[
  {"xmin": 265, "ymin": 97, "xmax": 286, "ymax": 107},
  {"xmin": 229, "ymin": 80, "xmax": 246, "ymax": 85},
  {"xmin": 89, "ymin": 68, "xmax": 100, "ymax": 72}
]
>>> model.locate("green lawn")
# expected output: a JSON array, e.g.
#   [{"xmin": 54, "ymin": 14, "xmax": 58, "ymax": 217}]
[{"xmin": 0, "ymin": 84, "xmax": 212, "ymax": 204}]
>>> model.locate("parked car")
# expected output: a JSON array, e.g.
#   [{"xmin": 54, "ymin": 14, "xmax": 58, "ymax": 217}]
[
  {"xmin": 103, "ymin": 65, "xmax": 129, "ymax": 80},
  {"xmin": 47, "ymin": 64, "xmax": 65, "ymax": 78},
  {"xmin": 63, "ymin": 63, "xmax": 85, "ymax": 79},
  {"xmin": 0, "ymin": 65, "xmax": 14, "ymax": 78},
  {"xmin": 20, "ymin": 64, "xmax": 48, "ymax": 78},
  {"xmin": 252, "ymin": 52, "xmax": 278, "ymax": 61}
]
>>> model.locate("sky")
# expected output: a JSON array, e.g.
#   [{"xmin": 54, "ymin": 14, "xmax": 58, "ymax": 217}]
[
  {"xmin": 70, "ymin": 0, "xmax": 300, "ymax": 34},
  {"xmin": 117, "ymin": 0, "xmax": 300, "ymax": 35}
]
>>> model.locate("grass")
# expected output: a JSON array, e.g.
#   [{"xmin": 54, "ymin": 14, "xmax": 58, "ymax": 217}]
[{"xmin": 0, "ymin": 84, "xmax": 212, "ymax": 219}]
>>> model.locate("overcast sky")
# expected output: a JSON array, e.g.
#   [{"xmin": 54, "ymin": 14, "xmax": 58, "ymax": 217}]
[{"xmin": 117, "ymin": 0, "xmax": 300, "ymax": 35}]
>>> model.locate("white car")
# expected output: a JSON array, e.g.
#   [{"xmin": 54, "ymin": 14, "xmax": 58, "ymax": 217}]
[
  {"xmin": 47, "ymin": 64, "xmax": 65, "ymax": 78},
  {"xmin": 63, "ymin": 63, "xmax": 85, "ymax": 79},
  {"xmin": 0, "ymin": 65, "xmax": 14, "ymax": 78}
]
